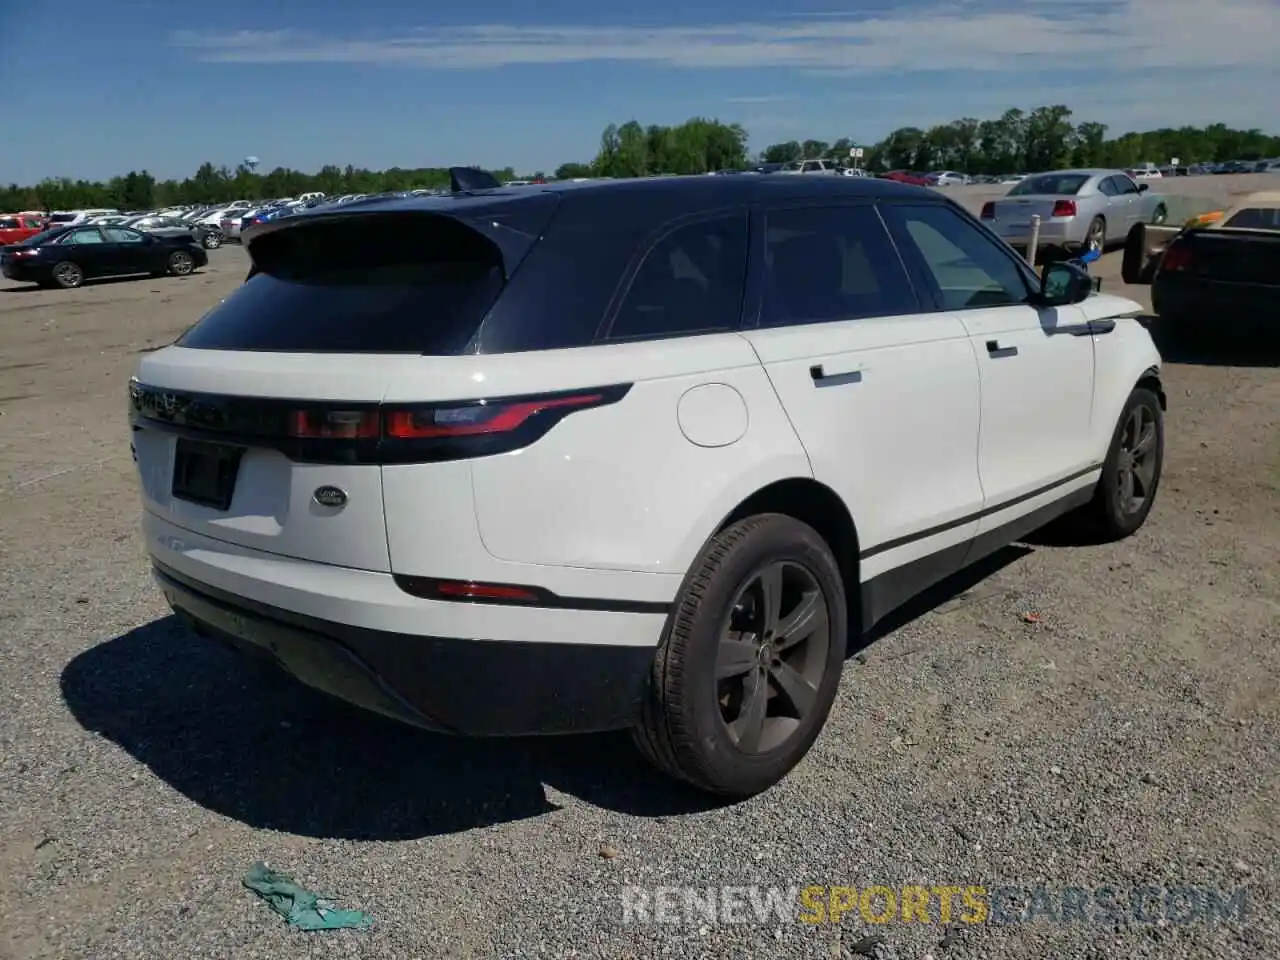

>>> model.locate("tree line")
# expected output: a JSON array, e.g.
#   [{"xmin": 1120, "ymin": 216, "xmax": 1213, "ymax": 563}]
[{"xmin": 4, "ymin": 104, "xmax": 1278, "ymax": 213}]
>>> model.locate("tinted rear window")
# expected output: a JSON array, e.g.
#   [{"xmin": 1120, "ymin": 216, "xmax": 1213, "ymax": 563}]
[
  {"xmin": 1223, "ymin": 207, "xmax": 1280, "ymax": 230},
  {"xmin": 1007, "ymin": 174, "xmax": 1089, "ymax": 196},
  {"xmin": 177, "ymin": 214, "xmax": 513, "ymax": 354}
]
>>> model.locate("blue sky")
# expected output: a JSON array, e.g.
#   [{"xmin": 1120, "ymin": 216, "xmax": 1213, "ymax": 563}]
[{"xmin": 1, "ymin": 0, "xmax": 1276, "ymax": 183}]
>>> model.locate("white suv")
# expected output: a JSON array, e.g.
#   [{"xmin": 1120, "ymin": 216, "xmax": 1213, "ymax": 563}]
[{"xmin": 130, "ymin": 175, "xmax": 1165, "ymax": 797}]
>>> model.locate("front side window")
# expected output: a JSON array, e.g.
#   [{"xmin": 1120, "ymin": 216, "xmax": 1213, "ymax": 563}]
[
  {"xmin": 883, "ymin": 203, "xmax": 1032, "ymax": 311},
  {"xmin": 759, "ymin": 204, "xmax": 918, "ymax": 328},
  {"xmin": 606, "ymin": 214, "xmax": 748, "ymax": 340}
]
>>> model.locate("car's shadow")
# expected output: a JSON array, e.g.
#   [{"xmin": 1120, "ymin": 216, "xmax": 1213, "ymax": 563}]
[
  {"xmin": 1146, "ymin": 315, "xmax": 1280, "ymax": 367},
  {"xmin": 61, "ymin": 546, "xmax": 1035, "ymax": 841}
]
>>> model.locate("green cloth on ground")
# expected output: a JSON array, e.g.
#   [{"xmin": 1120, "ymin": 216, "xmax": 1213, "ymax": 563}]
[{"xmin": 242, "ymin": 861, "xmax": 372, "ymax": 931}]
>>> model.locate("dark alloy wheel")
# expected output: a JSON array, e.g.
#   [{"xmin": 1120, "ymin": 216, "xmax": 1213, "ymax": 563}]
[
  {"xmin": 168, "ymin": 251, "xmax": 195, "ymax": 276},
  {"xmin": 632, "ymin": 513, "xmax": 848, "ymax": 797},
  {"xmin": 1079, "ymin": 387, "xmax": 1164, "ymax": 540},
  {"xmin": 716, "ymin": 561, "xmax": 831, "ymax": 754},
  {"xmin": 51, "ymin": 261, "xmax": 84, "ymax": 289}
]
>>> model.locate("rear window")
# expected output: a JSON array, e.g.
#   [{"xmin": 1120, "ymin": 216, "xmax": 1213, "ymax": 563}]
[
  {"xmin": 0, "ymin": 218, "xmax": 17, "ymax": 228},
  {"xmin": 47, "ymin": 213, "xmax": 77, "ymax": 223},
  {"xmin": 1007, "ymin": 174, "xmax": 1089, "ymax": 197},
  {"xmin": 177, "ymin": 214, "xmax": 516, "ymax": 354},
  {"xmin": 1222, "ymin": 207, "xmax": 1280, "ymax": 230}
]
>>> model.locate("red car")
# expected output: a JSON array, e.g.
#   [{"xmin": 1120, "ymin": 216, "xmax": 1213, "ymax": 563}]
[
  {"xmin": 0, "ymin": 214, "xmax": 45, "ymax": 245},
  {"xmin": 880, "ymin": 170, "xmax": 931, "ymax": 186}
]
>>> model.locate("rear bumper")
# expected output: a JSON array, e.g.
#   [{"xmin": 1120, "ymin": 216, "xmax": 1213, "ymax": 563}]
[
  {"xmin": 156, "ymin": 561, "xmax": 658, "ymax": 735},
  {"xmin": 1152, "ymin": 274, "xmax": 1280, "ymax": 321}
]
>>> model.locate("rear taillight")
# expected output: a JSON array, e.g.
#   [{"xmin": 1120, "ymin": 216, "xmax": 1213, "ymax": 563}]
[
  {"xmin": 1161, "ymin": 243, "xmax": 1193, "ymax": 271},
  {"xmin": 1051, "ymin": 200, "xmax": 1077, "ymax": 217},
  {"xmin": 980, "ymin": 202, "xmax": 996, "ymax": 219},
  {"xmin": 129, "ymin": 381, "xmax": 631, "ymax": 465},
  {"xmin": 383, "ymin": 393, "xmax": 607, "ymax": 440}
]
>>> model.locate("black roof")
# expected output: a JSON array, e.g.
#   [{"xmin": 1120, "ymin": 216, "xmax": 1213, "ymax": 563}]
[{"xmin": 275, "ymin": 173, "xmax": 932, "ymax": 225}]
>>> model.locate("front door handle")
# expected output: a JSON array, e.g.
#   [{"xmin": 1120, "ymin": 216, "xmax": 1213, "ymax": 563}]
[
  {"xmin": 986, "ymin": 340, "xmax": 1019, "ymax": 358},
  {"xmin": 810, "ymin": 364, "xmax": 862, "ymax": 387},
  {"xmin": 1088, "ymin": 319, "xmax": 1117, "ymax": 335}
]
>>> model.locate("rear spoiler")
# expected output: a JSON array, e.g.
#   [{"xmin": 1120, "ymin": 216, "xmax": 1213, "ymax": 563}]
[{"xmin": 449, "ymin": 166, "xmax": 501, "ymax": 193}]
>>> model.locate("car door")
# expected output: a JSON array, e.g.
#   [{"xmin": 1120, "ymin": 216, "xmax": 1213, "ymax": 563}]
[
  {"xmin": 103, "ymin": 226, "xmax": 155, "ymax": 274},
  {"xmin": 880, "ymin": 200, "xmax": 1098, "ymax": 537},
  {"xmin": 738, "ymin": 200, "xmax": 986, "ymax": 613},
  {"xmin": 56, "ymin": 227, "xmax": 113, "ymax": 277},
  {"xmin": 1107, "ymin": 174, "xmax": 1142, "ymax": 236}
]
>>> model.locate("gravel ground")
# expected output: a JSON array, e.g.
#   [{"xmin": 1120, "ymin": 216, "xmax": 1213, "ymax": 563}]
[{"xmin": 1, "ymin": 229, "xmax": 1277, "ymax": 960}]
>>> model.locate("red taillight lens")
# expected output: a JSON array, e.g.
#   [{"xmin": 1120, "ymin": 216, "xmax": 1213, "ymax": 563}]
[
  {"xmin": 1051, "ymin": 200, "xmax": 1077, "ymax": 217},
  {"xmin": 384, "ymin": 393, "xmax": 606, "ymax": 439},
  {"xmin": 288, "ymin": 409, "xmax": 379, "ymax": 438},
  {"xmin": 1161, "ymin": 244, "xmax": 1193, "ymax": 271},
  {"xmin": 393, "ymin": 575, "xmax": 545, "ymax": 604},
  {"xmin": 980, "ymin": 202, "xmax": 996, "ymax": 219}
]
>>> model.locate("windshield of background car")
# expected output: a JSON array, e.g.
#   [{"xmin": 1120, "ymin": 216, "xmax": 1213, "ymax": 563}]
[
  {"xmin": 1222, "ymin": 207, "xmax": 1280, "ymax": 230},
  {"xmin": 1007, "ymin": 174, "xmax": 1090, "ymax": 196}
]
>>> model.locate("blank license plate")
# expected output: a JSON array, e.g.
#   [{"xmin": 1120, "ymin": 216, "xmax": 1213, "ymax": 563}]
[{"xmin": 172, "ymin": 438, "xmax": 243, "ymax": 510}]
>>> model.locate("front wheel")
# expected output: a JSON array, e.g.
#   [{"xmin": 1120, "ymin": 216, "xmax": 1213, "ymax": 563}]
[
  {"xmin": 632, "ymin": 514, "xmax": 848, "ymax": 797},
  {"xmin": 167, "ymin": 250, "xmax": 195, "ymax": 277},
  {"xmin": 1081, "ymin": 387, "xmax": 1164, "ymax": 540},
  {"xmin": 202, "ymin": 230, "xmax": 223, "ymax": 249}
]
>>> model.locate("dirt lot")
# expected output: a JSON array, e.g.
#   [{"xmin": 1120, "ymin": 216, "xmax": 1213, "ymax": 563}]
[{"xmin": 1, "ymin": 209, "xmax": 1277, "ymax": 959}]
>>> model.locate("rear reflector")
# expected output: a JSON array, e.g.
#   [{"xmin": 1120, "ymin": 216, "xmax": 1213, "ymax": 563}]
[
  {"xmin": 1051, "ymin": 200, "xmax": 1077, "ymax": 217},
  {"xmin": 394, "ymin": 575, "xmax": 546, "ymax": 604}
]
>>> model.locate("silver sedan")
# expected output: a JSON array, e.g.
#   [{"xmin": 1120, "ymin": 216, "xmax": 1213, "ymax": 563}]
[{"xmin": 980, "ymin": 168, "xmax": 1169, "ymax": 254}]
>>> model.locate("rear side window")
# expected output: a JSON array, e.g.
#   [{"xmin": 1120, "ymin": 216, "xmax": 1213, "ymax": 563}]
[
  {"xmin": 606, "ymin": 214, "xmax": 748, "ymax": 340},
  {"xmin": 178, "ymin": 215, "xmax": 508, "ymax": 354},
  {"xmin": 759, "ymin": 205, "xmax": 917, "ymax": 327}
]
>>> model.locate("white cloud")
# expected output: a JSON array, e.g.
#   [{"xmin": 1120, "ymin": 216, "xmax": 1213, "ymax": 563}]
[{"xmin": 170, "ymin": 0, "xmax": 1277, "ymax": 74}]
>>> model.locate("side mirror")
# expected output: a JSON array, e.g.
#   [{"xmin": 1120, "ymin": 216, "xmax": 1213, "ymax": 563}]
[
  {"xmin": 1138, "ymin": 183, "xmax": 1149, "ymax": 192},
  {"xmin": 1039, "ymin": 261, "xmax": 1093, "ymax": 306}
]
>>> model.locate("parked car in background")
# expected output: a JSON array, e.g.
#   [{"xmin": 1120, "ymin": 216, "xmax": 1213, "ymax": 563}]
[
  {"xmin": 45, "ymin": 209, "xmax": 119, "ymax": 228},
  {"xmin": 980, "ymin": 169, "xmax": 1168, "ymax": 256},
  {"xmin": 0, "ymin": 214, "xmax": 45, "ymax": 245},
  {"xmin": 928, "ymin": 171, "xmax": 971, "ymax": 186},
  {"xmin": 1125, "ymin": 190, "xmax": 1280, "ymax": 332},
  {"xmin": 880, "ymin": 170, "xmax": 931, "ymax": 186},
  {"xmin": 1, "ymin": 223, "xmax": 207, "ymax": 289},
  {"xmin": 121, "ymin": 215, "xmax": 224, "ymax": 249},
  {"xmin": 130, "ymin": 173, "xmax": 1164, "ymax": 797}
]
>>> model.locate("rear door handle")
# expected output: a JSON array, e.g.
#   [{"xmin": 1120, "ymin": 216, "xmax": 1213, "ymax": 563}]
[
  {"xmin": 810, "ymin": 364, "xmax": 862, "ymax": 387},
  {"xmin": 986, "ymin": 340, "xmax": 1019, "ymax": 358}
]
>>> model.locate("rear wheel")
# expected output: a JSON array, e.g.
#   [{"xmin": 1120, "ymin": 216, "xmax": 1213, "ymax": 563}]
[
  {"xmin": 1080, "ymin": 387, "xmax": 1164, "ymax": 540},
  {"xmin": 167, "ymin": 250, "xmax": 195, "ymax": 276},
  {"xmin": 51, "ymin": 261, "xmax": 84, "ymax": 289},
  {"xmin": 1085, "ymin": 216, "xmax": 1106, "ymax": 254},
  {"xmin": 1152, "ymin": 203, "xmax": 1168, "ymax": 225},
  {"xmin": 632, "ymin": 514, "xmax": 848, "ymax": 797}
]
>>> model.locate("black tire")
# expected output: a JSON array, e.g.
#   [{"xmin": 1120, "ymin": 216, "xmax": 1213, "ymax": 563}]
[
  {"xmin": 167, "ymin": 250, "xmax": 195, "ymax": 277},
  {"xmin": 50, "ymin": 260, "xmax": 84, "ymax": 289},
  {"xmin": 1085, "ymin": 216, "xmax": 1106, "ymax": 255},
  {"xmin": 1080, "ymin": 387, "xmax": 1164, "ymax": 540},
  {"xmin": 1152, "ymin": 203, "xmax": 1167, "ymax": 225},
  {"xmin": 632, "ymin": 513, "xmax": 848, "ymax": 797}
]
